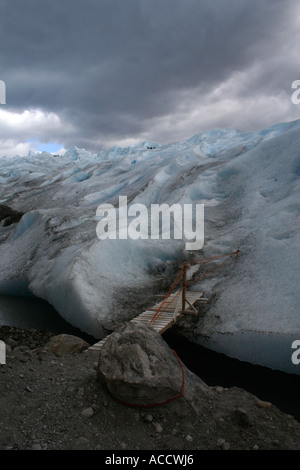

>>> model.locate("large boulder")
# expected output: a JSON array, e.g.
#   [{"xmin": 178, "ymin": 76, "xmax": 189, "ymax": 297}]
[
  {"xmin": 44, "ymin": 334, "xmax": 90, "ymax": 356},
  {"xmin": 97, "ymin": 322, "xmax": 209, "ymax": 410}
]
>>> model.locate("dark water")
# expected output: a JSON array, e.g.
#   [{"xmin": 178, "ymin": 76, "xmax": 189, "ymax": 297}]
[
  {"xmin": 163, "ymin": 330, "xmax": 300, "ymax": 422},
  {"xmin": 0, "ymin": 295, "xmax": 96, "ymax": 344},
  {"xmin": 1, "ymin": 295, "xmax": 299, "ymax": 421},
  {"xmin": 197, "ymin": 330, "xmax": 300, "ymax": 376}
]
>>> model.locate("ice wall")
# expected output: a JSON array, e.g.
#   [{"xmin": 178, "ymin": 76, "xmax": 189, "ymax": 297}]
[{"xmin": 0, "ymin": 120, "xmax": 299, "ymax": 373}]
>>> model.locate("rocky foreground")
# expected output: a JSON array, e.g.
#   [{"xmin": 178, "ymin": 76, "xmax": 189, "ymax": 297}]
[{"xmin": 1, "ymin": 324, "xmax": 300, "ymax": 451}]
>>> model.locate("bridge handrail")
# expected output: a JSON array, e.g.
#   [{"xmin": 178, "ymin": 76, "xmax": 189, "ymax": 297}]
[{"xmin": 150, "ymin": 250, "xmax": 239, "ymax": 324}]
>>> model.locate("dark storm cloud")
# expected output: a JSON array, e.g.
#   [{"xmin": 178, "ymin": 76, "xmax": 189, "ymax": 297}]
[{"xmin": 0, "ymin": 0, "xmax": 299, "ymax": 154}]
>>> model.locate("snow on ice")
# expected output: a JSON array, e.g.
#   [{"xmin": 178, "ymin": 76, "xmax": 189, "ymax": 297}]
[{"xmin": 0, "ymin": 119, "xmax": 299, "ymax": 372}]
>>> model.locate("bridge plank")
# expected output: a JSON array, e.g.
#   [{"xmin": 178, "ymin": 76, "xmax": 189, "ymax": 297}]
[{"xmin": 88, "ymin": 291, "xmax": 204, "ymax": 351}]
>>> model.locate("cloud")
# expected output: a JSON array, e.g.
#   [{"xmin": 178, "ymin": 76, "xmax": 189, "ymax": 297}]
[
  {"xmin": 0, "ymin": 0, "xmax": 299, "ymax": 156},
  {"xmin": 0, "ymin": 108, "xmax": 74, "ymax": 156}
]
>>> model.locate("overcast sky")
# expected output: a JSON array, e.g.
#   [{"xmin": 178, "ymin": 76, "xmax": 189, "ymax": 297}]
[{"xmin": 0, "ymin": 0, "xmax": 299, "ymax": 157}]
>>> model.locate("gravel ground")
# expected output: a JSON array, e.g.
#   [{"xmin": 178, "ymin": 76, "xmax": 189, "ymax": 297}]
[{"xmin": 1, "ymin": 325, "xmax": 300, "ymax": 452}]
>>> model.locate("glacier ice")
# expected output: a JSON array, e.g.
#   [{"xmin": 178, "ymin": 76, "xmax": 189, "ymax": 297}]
[{"xmin": 0, "ymin": 119, "xmax": 299, "ymax": 372}]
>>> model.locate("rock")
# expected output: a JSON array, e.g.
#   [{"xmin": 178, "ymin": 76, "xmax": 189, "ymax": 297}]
[
  {"xmin": 92, "ymin": 404, "xmax": 100, "ymax": 413},
  {"xmin": 13, "ymin": 345, "xmax": 31, "ymax": 354},
  {"xmin": 44, "ymin": 334, "xmax": 90, "ymax": 357},
  {"xmin": 186, "ymin": 435, "xmax": 193, "ymax": 442},
  {"xmin": 144, "ymin": 413, "xmax": 154, "ymax": 423},
  {"xmin": 255, "ymin": 399, "xmax": 272, "ymax": 409},
  {"xmin": 5, "ymin": 338, "xmax": 18, "ymax": 348},
  {"xmin": 153, "ymin": 422, "xmax": 163, "ymax": 433},
  {"xmin": 19, "ymin": 356, "xmax": 28, "ymax": 363},
  {"xmin": 222, "ymin": 441, "xmax": 230, "ymax": 450},
  {"xmin": 38, "ymin": 351, "xmax": 49, "ymax": 361},
  {"xmin": 97, "ymin": 322, "xmax": 207, "ymax": 408},
  {"xmin": 81, "ymin": 407, "xmax": 94, "ymax": 418},
  {"xmin": 0, "ymin": 204, "xmax": 23, "ymax": 226},
  {"xmin": 76, "ymin": 437, "xmax": 90, "ymax": 449},
  {"xmin": 217, "ymin": 438, "xmax": 230, "ymax": 450},
  {"xmin": 233, "ymin": 407, "xmax": 252, "ymax": 427},
  {"xmin": 31, "ymin": 443, "xmax": 42, "ymax": 450}
]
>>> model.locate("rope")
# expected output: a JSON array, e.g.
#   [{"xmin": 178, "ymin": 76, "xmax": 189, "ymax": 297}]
[
  {"xmin": 110, "ymin": 250, "xmax": 238, "ymax": 409},
  {"xmin": 151, "ymin": 250, "xmax": 239, "ymax": 323},
  {"xmin": 185, "ymin": 249, "xmax": 239, "ymax": 287},
  {"xmin": 185, "ymin": 250, "xmax": 239, "ymax": 266},
  {"xmin": 150, "ymin": 265, "xmax": 184, "ymax": 323},
  {"xmin": 109, "ymin": 350, "xmax": 185, "ymax": 408}
]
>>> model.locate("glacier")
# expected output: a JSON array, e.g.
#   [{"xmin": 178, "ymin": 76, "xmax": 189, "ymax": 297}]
[{"xmin": 0, "ymin": 120, "xmax": 299, "ymax": 373}]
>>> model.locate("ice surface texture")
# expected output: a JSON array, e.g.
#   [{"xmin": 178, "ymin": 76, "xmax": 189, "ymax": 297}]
[{"xmin": 0, "ymin": 121, "xmax": 299, "ymax": 347}]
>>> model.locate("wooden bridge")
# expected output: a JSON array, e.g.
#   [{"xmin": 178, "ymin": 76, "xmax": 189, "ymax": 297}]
[
  {"xmin": 88, "ymin": 250, "xmax": 239, "ymax": 353},
  {"xmin": 88, "ymin": 289, "xmax": 206, "ymax": 352}
]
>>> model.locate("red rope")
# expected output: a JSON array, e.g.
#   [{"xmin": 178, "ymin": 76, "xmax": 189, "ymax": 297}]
[
  {"xmin": 185, "ymin": 250, "xmax": 239, "ymax": 265},
  {"xmin": 150, "ymin": 265, "xmax": 184, "ymax": 323},
  {"xmin": 185, "ymin": 250, "xmax": 239, "ymax": 287},
  {"xmin": 109, "ymin": 251, "xmax": 239, "ymax": 409},
  {"xmin": 151, "ymin": 250, "xmax": 239, "ymax": 323}
]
